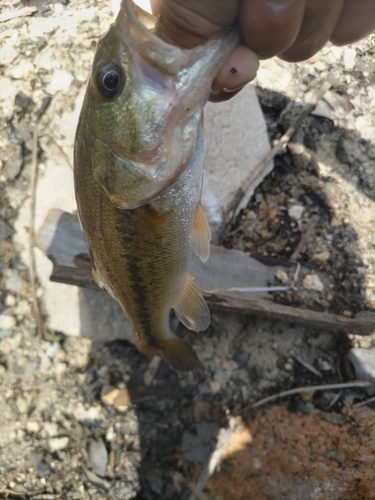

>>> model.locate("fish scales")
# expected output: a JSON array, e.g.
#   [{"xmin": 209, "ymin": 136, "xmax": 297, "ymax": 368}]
[{"xmin": 74, "ymin": 0, "xmax": 239, "ymax": 370}]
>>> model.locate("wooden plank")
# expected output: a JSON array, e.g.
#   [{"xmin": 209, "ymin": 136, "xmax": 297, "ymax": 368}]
[{"xmin": 37, "ymin": 209, "xmax": 375, "ymax": 336}]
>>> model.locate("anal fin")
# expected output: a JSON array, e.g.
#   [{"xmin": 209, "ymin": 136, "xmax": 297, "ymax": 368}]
[
  {"xmin": 190, "ymin": 201, "xmax": 211, "ymax": 263},
  {"xmin": 173, "ymin": 273, "xmax": 210, "ymax": 332}
]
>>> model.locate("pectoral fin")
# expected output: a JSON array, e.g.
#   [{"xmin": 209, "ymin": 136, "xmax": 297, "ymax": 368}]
[
  {"xmin": 92, "ymin": 267, "xmax": 102, "ymax": 288},
  {"xmin": 190, "ymin": 201, "xmax": 211, "ymax": 263},
  {"xmin": 173, "ymin": 273, "xmax": 210, "ymax": 332}
]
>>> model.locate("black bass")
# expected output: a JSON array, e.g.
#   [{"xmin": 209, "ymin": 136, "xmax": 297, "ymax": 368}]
[{"xmin": 74, "ymin": 0, "xmax": 239, "ymax": 370}]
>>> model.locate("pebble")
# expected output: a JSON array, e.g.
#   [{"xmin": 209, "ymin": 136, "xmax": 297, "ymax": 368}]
[
  {"xmin": 48, "ymin": 69, "xmax": 74, "ymax": 94},
  {"xmin": 106, "ymin": 426, "xmax": 116, "ymax": 442},
  {"xmin": 48, "ymin": 437, "xmax": 69, "ymax": 452},
  {"xmin": 5, "ymin": 294, "xmax": 16, "ymax": 306},
  {"xmin": 16, "ymin": 396, "xmax": 29, "ymax": 414},
  {"xmin": 0, "ymin": 328, "xmax": 13, "ymax": 340},
  {"xmin": 87, "ymin": 438, "xmax": 108, "ymax": 477},
  {"xmin": 343, "ymin": 47, "xmax": 357, "ymax": 70},
  {"xmin": 46, "ymin": 342, "xmax": 61, "ymax": 358},
  {"xmin": 288, "ymin": 204, "xmax": 305, "ymax": 220},
  {"xmin": 84, "ymin": 469, "xmax": 110, "ymax": 492},
  {"xmin": 312, "ymin": 251, "xmax": 330, "ymax": 264},
  {"xmin": 113, "ymin": 388, "xmax": 131, "ymax": 412},
  {"xmin": 73, "ymin": 402, "xmax": 103, "ymax": 422},
  {"xmin": 4, "ymin": 270, "xmax": 23, "ymax": 293},
  {"xmin": 0, "ymin": 314, "xmax": 16, "ymax": 330},
  {"xmin": 26, "ymin": 422, "xmax": 40, "ymax": 434},
  {"xmin": 24, "ymin": 357, "xmax": 40, "ymax": 375},
  {"xmin": 101, "ymin": 385, "xmax": 120, "ymax": 406},
  {"xmin": 302, "ymin": 274, "xmax": 324, "ymax": 292},
  {"xmin": 44, "ymin": 422, "xmax": 59, "ymax": 437},
  {"xmin": 275, "ymin": 269, "xmax": 289, "ymax": 284}
]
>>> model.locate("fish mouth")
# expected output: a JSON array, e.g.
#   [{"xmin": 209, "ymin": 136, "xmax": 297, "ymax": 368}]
[{"xmin": 94, "ymin": 139, "xmax": 185, "ymax": 209}]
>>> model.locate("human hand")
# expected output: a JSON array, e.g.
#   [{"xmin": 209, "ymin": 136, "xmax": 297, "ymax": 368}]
[{"xmin": 152, "ymin": 0, "xmax": 375, "ymax": 101}]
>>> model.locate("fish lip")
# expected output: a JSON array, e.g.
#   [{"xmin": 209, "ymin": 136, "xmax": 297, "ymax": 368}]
[{"xmin": 95, "ymin": 138, "xmax": 186, "ymax": 209}]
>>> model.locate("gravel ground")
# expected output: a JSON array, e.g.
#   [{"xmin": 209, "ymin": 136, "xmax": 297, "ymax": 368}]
[{"xmin": 1, "ymin": 1, "xmax": 375, "ymax": 499}]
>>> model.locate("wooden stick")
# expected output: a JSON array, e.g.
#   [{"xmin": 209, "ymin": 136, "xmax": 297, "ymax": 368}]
[{"xmin": 48, "ymin": 263, "xmax": 375, "ymax": 336}]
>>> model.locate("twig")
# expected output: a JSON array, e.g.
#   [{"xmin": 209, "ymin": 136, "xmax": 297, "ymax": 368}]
[
  {"xmin": 228, "ymin": 79, "xmax": 332, "ymax": 224},
  {"xmin": 250, "ymin": 381, "xmax": 374, "ymax": 409},
  {"xmin": 188, "ymin": 483, "xmax": 211, "ymax": 500},
  {"xmin": 290, "ymin": 214, "xmax": 319, "ymax": 260},
  {"xmin": 29, "ymin": 125, "xmax": 45, "ymax": 339},
  {"xmin": 44, "ymin": 134, "xmax": 73, "ymax": 170},
  {"xmin": 294, "ymin": 355, "xmax": 322, "ymax": 378},
  {"xmin": 326, "ymin": 391, "xmax": 342, "ymax": 410},
  {"xmin": 352, "ymin": 394, "xmax": 375, "ymax": 408}
]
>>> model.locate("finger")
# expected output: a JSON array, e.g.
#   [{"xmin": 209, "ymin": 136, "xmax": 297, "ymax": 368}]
[
  {"xmin": 280, "ymin": 0, "xmax": 344, "ymax": 62},
  {"xmin": 330, "ymin": 0, "xmax": 375, "ymax": 46},
  {"xmin": 154, "ymin": 0, "xmax": 238, "ymax": 48},
  {"xmin": 213, "ymin": 45, "xmax": 259, "ymax": 91},
  {"xmin": 239, "ymin": 0, "xmax": 306, "ymax": 59},
  {"xmin": 150, "ymin": 0, "xmax": 161, "ymax": 17}
]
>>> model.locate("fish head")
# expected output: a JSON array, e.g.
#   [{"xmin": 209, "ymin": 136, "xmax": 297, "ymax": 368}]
[{"xmin": 78, "ymin": 0, "xmax": 239, "ymax": 209}]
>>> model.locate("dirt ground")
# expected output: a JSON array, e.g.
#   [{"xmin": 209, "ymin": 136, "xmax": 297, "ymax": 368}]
[{"xmin": 1, "ymin": 1, "xmax": 375, "ymax": 499}]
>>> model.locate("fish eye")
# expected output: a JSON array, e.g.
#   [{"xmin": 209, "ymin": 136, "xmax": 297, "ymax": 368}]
[{"xmin": 96, "ymin": 64, "xmax": 123, "ymax": 99}]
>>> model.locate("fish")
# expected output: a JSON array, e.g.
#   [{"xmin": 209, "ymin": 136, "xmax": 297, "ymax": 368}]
[{"xmin": 74, "ymin": 0, "xmax": 239, "ymax": 370}]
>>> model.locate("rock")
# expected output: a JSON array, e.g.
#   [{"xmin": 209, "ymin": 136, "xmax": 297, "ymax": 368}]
[
  {"xmin": 26, "ymin": 422, "xmax": 40, "ymax": 434},
  {"xmin": 16, "ymin": 396, "xmax": 28, "ymax": 414},
  {"xmin": 288, "ymin": 205, "xmax": 305, "ymax": 220},
  {"xmin": 275, "ymin": 269, "xmax": 288, "ymax": 284},
  {"xmin": 48, "ymin": 69, "xmax": 74, "ymax": 94},
  {"xmin": 73, "ymin": 402, "xmax": 103, "ymax": 422},
  {"xmin": 24, "ymin": 357, "xmax": 40, "ymax": 375},
  {"xmin": 105, "ymin": 426, "xmax": 116, "ymax": 442},
  {"xmin": 302, "ymin": 274, "xmax": 324, "ymax": 292},
  {"xmin": 113, "ymin": 388, "xmax": 132, "ymax": 412},
  {"xmin": 0, "ymin": 329, "xmax": 12, "ymax": 339},
  {"xmin": 2, "ymin": 142, "xmax": 23, "ymax": 181},
  {"xmin": 203, "ymin": 84, "xmax": 272, "ymax": 239},
  {"xmin": 48, "ymin": 436, "xmax": 69, "ymax": 451},
  {"xmin": 348, "ymin": 348, "xmax": 375, "ymax": 395},
  {"xmin": 101, "ymin": 385, "xmax": 120, "ymax": 406},
  {"xmin": 84, "ymin": 469, "xmax": 110, "ymax": 492},
  {"xmin": 46, "ymin": 342, "xmax": 61, "ymax": 359},
  {"xmin": 0, "ymin": 314, "xmax": 16, "ymax": 330},
  {"xmin": 44, "ymin": 422, "xmax": 59, "ymax": 437},
  {"xmin": 0, "ymin": 41, "xmax": 18, "ymax": 65},
  {"xmin": 343, "ymin": 47, "xmax": 357, "ymax": 70},
  {"xmin": 87, "ymin": 438, "xmax": 108, "ymax": 477},
  {"xmin": 4, "ymin": 269, "xmax": 23, "ymax": 293},
  {"xmin": 311, "ymin": 99, "xmax": 334, "ymax": 121},
  {"xmin": 311, "ymin": 251, "xmax": 330, "ymax": 264}
]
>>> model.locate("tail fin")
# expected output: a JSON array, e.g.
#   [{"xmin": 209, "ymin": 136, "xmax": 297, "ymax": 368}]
[{"xmin": 158, "ymin": 337, "xmax": 201, "ymax": 371}]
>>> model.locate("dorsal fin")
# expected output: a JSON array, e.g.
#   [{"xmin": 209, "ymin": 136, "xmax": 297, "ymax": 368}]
[
  {"xmin": 190, "ymin": 201, "xmax": 211, "ymax": 263},
  {"xmin": 173, "ymin": 273, "xmax": 210, "ymax": 332}
]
